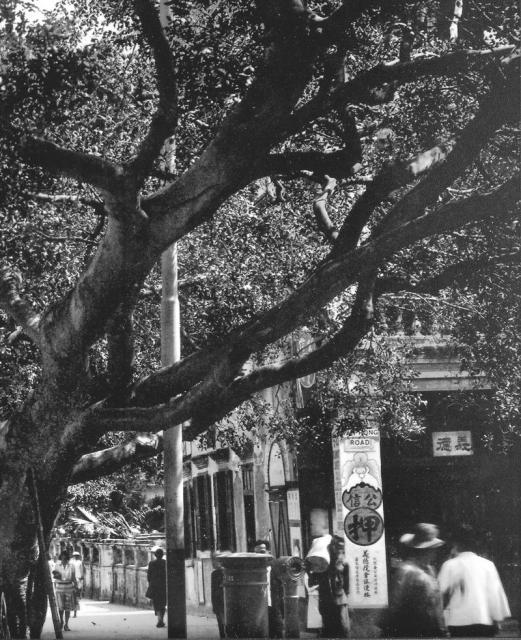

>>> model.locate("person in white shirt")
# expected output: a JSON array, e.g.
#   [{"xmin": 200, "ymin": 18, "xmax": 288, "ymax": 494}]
[
  {"xmin": 438, "ymin": 524, "xmax": 511, "ymax": 637},
  {"xmin": 70, "ymin": 551, "xmax": 84, "ymax": 618},
  {"xmin": 53, "ymin": 550, "xmax": 77, "ymax": 631}
]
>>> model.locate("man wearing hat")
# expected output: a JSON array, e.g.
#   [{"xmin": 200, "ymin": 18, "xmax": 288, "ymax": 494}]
[
  {"xmin": 380, "ymin": 523, "xmax": 447, "ymax": 638},
  {"xmin": 147, "ymin": 547, "xmax": 167, "ymax": 628}
]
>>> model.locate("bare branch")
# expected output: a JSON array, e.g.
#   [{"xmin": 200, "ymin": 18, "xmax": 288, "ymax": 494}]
[
  {"xmin": 19, "ymin": 137, "xmax": 124, "ymax": 192},
  {"xmin": 0, "ymin": 267, "xmax": 40, "ymax": 345}
]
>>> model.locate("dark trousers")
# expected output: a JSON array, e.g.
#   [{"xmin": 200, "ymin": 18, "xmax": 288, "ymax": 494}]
[
  {"xmin": 216, "ymin": 613, "xmax": 225, "ymax": 639},
  {"xmin": 320, "ymin": 603, "xmax": 349, "ymax": 638},
  {"xmin": 449, "ymin": 624, "xmax": 498, "ymax": 637},
  {"xmin": 269, "ymin": 605, "xmax": 283, "ymax": 638}
]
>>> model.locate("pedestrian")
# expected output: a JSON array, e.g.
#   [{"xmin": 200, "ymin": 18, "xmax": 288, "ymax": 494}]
[
  {"xmin": 70, "ymin": 551, "xmax": 84, "ymax": 617},
  {"xmin": 254, "ymin": 539, "xmax": 284, "ymax": 638},
  {"xmin": 380, "ymin": 523, "xmax": 447, "ymax": 638},
  {"xmin": 146, "ymin": 547, "xmax": 166, "ymax": 628},
  {"xmin": 315, "ymin": 534, "xmax": 350, "ymax": 638},
  {"xmin": 53, "ymin": 550, "xmax": 77, "ymax": 631},
  {"xmin": 438, "ymin": 524, "xmax": 511, "ymax": 637},
  {"xmin": 211, "ymin": 551, "xmax": 230, "ymax": 638}
]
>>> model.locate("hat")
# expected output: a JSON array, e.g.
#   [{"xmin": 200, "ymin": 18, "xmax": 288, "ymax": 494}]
[
  {"xmin": 400, "ymin": 523, "xmax": 444, "ymax": 549},
  {"xmin": 72, "ymin": 551, "xmax": 81, "ymax": 557}
]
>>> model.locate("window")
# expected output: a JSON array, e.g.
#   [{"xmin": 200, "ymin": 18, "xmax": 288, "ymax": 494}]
[
  {"xmin": 242, "ymin": 465, "xmax": 256, "ymax": 551},
  {"xmin": 193, "ymin": 474, "xmax": 214, "ymax": 551},
  {"xmin": 269, "ymin": 490, "xmax": 291, "ymax": 557},
  {"xmin": 184, "ymin": 482, "xmax": 196, "ymax": 558},
  {"xmin": 214, "ymin": 470, "xmax": 236, "ymax": 551}
]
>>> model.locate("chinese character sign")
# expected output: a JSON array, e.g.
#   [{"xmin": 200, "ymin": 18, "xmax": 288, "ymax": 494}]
[
  {"xmin": 334, "ymin": 429, "xmax": 388, "ymax": 607},
  {"xmin": 432, "ymin": 431, "xmax": 473, "ymax": 457}
]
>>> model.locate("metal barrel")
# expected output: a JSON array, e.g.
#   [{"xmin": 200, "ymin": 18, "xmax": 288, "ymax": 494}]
[{"xmin": 222, "ymin": 553, "xmax": 270, "ymax": 639}]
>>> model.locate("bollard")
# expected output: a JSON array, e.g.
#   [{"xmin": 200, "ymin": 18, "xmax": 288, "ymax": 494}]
[
  {"xmin": 272, "ymin": 556, "xmax": 306, "ymax": 639},
  {"xmin": 222, "ymin": 553, "xmax": 270, "ymax": 639}
]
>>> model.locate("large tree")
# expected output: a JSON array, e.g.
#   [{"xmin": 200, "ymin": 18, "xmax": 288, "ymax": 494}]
[{"xmin": 0, "ymin": 0, "xmax": 519, "ymax": 636}]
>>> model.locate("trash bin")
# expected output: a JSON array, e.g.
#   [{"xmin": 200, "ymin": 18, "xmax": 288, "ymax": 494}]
[{"xmin": 222, "ymin": 552, "xmax": 270, "ymax": 639}]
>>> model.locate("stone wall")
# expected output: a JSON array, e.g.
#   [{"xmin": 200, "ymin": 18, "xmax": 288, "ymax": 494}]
[{"xmin": 50, "ymin": 537, "xmax": 212, "ymax": 610}]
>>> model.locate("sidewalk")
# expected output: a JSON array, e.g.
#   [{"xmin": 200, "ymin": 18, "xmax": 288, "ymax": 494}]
[
  {"xmin": 41, "ymin": 600, "xmax": 519, "ymax": 639},
  {"xmin": 41, "ymin": 599, "xmax": 220, "ymax": 640}
]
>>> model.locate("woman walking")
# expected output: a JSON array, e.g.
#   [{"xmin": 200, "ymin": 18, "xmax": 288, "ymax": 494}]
[{"xmin": 53, "ymin": 550, "xmax": 77, "ymax": 631}]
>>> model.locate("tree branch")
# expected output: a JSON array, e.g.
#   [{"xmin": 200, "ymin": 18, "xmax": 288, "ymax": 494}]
[
  {"xmin": 375, "ymin": 73, "xmax": 519, "ymax": 238},
  {"xmin": 0, "ymin": 266, "xmax": 40, "ymax": 345},
  {"xmin": 311, "ymin": 175, "xmax": 339, "ymax": 243},
  {"xmin": 127, "ymin": 0, "xmax": 178, "ymax": 186},
  {"xmin": 377, "ymin": 251, "xmax": 521, "ymax": 297},
  {"xmin": 284, "ymin": 46, "xmax": 515, "ymax": 137},
  {"xmin": 70, "ymin": 433, "xmax": 163, "ymax": 484},
  {"xmin": 19, "ymin": 137, "xmax": 124, "ymax": 192},
  {"xmin": 185, "ymin": 282, "xmax": 377, "ymax": 439},
  {"xmin": 333, "ymin": 139, "xmax": 456, "ymax": 254},
  {"xmin": 24, "ymin": 192, "xmax": 101, "ymax": 209},
  {"xmin": 131, "ymin": 346, "xmax": 230, "ymax": 407},
  {"xmin": 263, "ymin": 148, "xmax": 361, "ymax": 178},
  {"xmin": 186, "ymin": 177, "xmax": 519, "ymax": 435},
  {"xmin": 95, "ymin": 175, "xmax": 519, "ymax": 436}
]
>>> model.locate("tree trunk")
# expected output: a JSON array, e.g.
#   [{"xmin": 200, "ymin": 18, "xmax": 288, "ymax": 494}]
[
  {"xmin": 0, "ymin": 389, "xmax": 95, "ymax": 638},
  {"xmin": 27, "ymin": 562, "xmax": 48, "ymax": 639}
]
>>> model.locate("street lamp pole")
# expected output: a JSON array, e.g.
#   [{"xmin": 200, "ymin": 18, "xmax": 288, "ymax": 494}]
[
  {"xmin": 161, "ymin": 243, "xmax": 186, "ymax": 638},
  {"xmin": 159, "ymin": 3, "xmax": 186, "ymax": 637}
]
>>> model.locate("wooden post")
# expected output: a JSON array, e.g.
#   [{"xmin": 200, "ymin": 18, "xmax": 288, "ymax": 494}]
[{"xmin": 27, "ymin": 468, "xmax": 63, "ymax": 639}]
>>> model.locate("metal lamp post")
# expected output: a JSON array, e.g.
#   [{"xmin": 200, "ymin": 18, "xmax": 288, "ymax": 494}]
[{"xmin": 159, "ymin": 4, "xmax": 186, "ymax": 637}]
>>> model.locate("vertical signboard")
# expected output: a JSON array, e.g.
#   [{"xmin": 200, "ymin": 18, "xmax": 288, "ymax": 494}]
[{"xmin": 333, "ymin": 429, "xmax": 388, "ymax": 607}]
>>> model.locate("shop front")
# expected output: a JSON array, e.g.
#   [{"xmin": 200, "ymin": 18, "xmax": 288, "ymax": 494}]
[{"xmin": 381, "ymin": 395, "xmax": 521, "ymax": 619}]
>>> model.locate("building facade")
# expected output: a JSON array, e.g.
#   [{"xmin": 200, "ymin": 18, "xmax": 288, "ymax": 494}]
[
  {"xmin": 57, "ymin": 321, "xmax": 518, "ymax": 630},
  {"xmin": 180, "ymin": 325, "xmax": 520, "ymax": 625}
]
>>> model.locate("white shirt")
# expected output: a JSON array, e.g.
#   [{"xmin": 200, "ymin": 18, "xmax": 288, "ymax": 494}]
[
  {"xmin": 71, "ymin": 558, "xmax": 84, "ymax": 583},
  {"xmin": 438, "ymin": 552, "xmax": 511, "ymax": 627}
]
